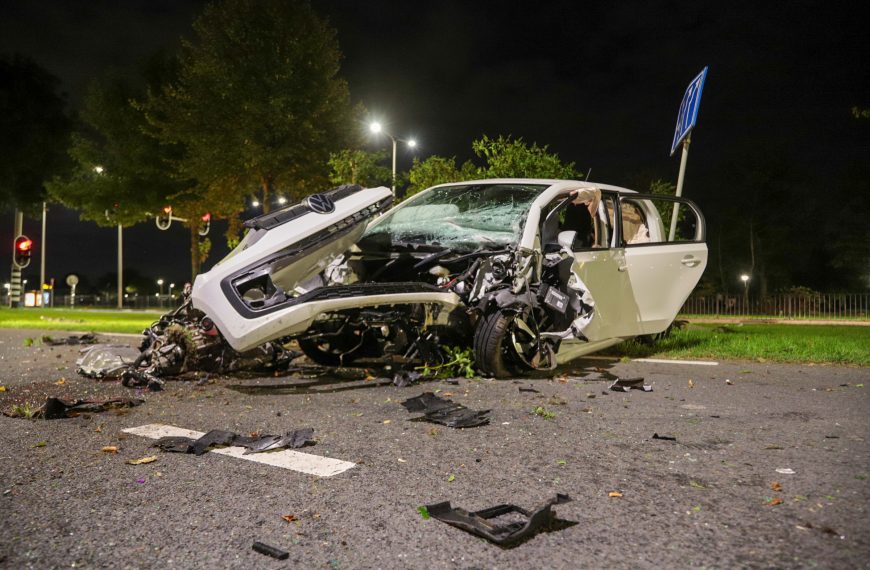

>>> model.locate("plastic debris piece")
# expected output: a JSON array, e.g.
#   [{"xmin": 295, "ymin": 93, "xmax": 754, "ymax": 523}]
[
  {"xmin": 252, "ymin": 541, "xmax": 289, "ymax": 560},
  {"xmin": 127, "ymin": 456, "xmax": 158, "ymax": 465},
  {"xmin": 152, "ymin": 428, "xmax": 315, "ymax": 456},
  {"xmin": 400, "ymin": 392, "xmax": 490, "ymax": 428},
  {"xmin": 44, "ymin": 333, "xmax": 99, "ymax": 346},
  {"xmin": 609, "ymin": 377, "xmax": 652, "ymax": 392},
  {"xmin": 776, "ymin": 468, "xmax": 796, "ymax": 475},
  {"xmin": 426, "ymin": 494, "xmax": 572, "ymax": 547},
  {"xmin": 33, "ymin": 396, "xmax": 144, "ymax": 420},
  {"xmin": 519, "ymin": 387, "xmax": 540, "ymax": 393},
  {"xmin": 652, "ymin": 433, "xmax": 677, "ymax": 441},
  {"xmin": 75, "ymin": 344, "xmax": 142, "ymax": 379}
]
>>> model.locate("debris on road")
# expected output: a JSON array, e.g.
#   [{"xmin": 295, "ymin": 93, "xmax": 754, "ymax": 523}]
[
  {"xmin": 391, "ymin": 369, "xmax": 423, "ymax": 388},
  {"xmin": 651, "ymin": 433, "xmax": 677, "ymax": 441},
  {"xmin": 771, "ymin": 481, "xmax": 783, "ymax": 492},
  {"xmin": 43, "ymin": 333, "xmax": 100, "ymax": 346},
  {"xmin": 76, "ymin": 345, "xmax": 143, "ymax": 379},
  {"xmin": 608, "ymin": 491, "xmax": 623, "ymax": 498},
  {"xmin": 401, "ymin": 392, "xmax": 490, "ymax": 428},
  {"xmin": 101, "ymin": 446, "xmax": 119, "ymax": 454},
  {"xmin": 776, "ymin": 468, "xmax": 796, "ymax": 475},
  {"xmin": 425, "ymin": 494, "xmax": 573, "ymax": 546},
  {"xmin": 252, "ymin": 541, "xmax": 289, "ymax": 560},
  {"xmin": 518, "ymin": 386, "xmax": 540, "ymax": 393},
  {"xmin": 609, "ymin": 377, "xmax": 652, "ymax": 392},
  {"xmin": 4, "ymin": 396, "xmax": 145, "ymax": 419},
  {"xmin": 153, "ymin": 428, "xmax": 315, "ymax": 456},
  {"xmin": 127, "ymin": 456, "xmax": 158, "ymax": 465}
]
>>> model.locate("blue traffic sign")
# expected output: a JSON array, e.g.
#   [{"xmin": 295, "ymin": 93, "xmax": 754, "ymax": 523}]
[{"xmin": 670, "ymin": 67, "xmax": 708, "ymax": 156}]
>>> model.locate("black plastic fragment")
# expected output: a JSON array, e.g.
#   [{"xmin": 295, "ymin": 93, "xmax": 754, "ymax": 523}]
[
  {"xmin": 252, "ymin": 541, "xmax": 289, "ymax": 560},
  {"xmin": 426, "ymin": 494, "xmax": 572, "ymax": 546},
  {"xmin": 32, "ymin": 396, "xmax": 144, "ymax": 419},
  {"xmin": 652, "ymin": 433, "xmax": 677, "ymax": 441},
  {"xmin": 401, "ymin": 392, "xmax": 489, "ymax": 428},
  {"xmin": 518, "ymin": 387, "xmax": 540, "ymax": 393},
  {"xmin": 609, "ymin": 377, "xmax": 652, "ymax": 392},
  {"xmin": 152, "ymin": 428, "xmax": 316, "ymax": 456},
  {"xmin": 43, "ymin": 333, "xmax": 99, "ymax": 346}
]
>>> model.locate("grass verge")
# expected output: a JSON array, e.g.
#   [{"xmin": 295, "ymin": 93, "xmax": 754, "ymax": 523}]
[
  {"xmin": 0, "ymin": 307, "xmax": 162, "ymax": 334},
  {"xmin": 608, "ymin": 323, "xmax": 870, "ymax": 366}
]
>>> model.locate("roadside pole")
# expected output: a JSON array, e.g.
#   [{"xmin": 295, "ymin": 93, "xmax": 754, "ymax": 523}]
[
  {"xmin": 668, "ymin": 67, "xmax": 708, "ymax": 242},
  {"xmin": 668, "ymin": 135, "xmax": 691, "ymax": 241},
  {"xmin": 40, "ymin": 202, "xmax": 46, "ymax": 305},
  {"xmin": 117, "ymin": 223, "xmax": 123, "ymax": 309},
  {"xmin": 9, "ymin": 209, "xmax": 23, "ymax": 308}
]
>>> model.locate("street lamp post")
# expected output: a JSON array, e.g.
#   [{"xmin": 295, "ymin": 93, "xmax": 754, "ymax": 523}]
[
  {"xmin": 157, "ymin": 279, "xmax": 164, "ymax": 308},
  {"xmin": 369, "ymin": 121, "xmax": 417, "ymax": 196},
  {"xmin": 169, "ymin": 282, "xmax": 175, "ymax": 302},
  {"xmin": 740, "ymin": 274, "xmax": 750, "ymax": 312}
]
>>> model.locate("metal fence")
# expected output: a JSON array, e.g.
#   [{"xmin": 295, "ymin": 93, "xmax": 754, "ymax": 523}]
[
  {"xmin": 38, "ymin": 294, "xmax": 180, "ymax": 311},
  {"xmin": 680, "ymin": 293, "xmax": 870, "ymax": 319}
]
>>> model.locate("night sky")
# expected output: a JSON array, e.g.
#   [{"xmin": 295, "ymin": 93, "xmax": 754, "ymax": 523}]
[{"xmin": 1, "ymin": 1, "xmax": 867, "ymax": 292}]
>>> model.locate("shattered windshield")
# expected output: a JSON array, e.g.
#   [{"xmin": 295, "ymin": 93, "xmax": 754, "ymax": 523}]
[{"xmin": 361, "ymin": 183, "xmax": 546, "ymax": 252}]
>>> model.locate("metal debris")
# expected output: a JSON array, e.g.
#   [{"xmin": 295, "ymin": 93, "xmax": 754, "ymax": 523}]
[
  {"xmin": 609, "ymin": 377, "xmax": 652, "ymax": 392},
  {"xmin": 425, "ymin": 494, "xmax": 573, "ymax": 546},
  {"xmin": 392, "ymin": 369, "xmax": 423, "ymax": 388},
  {"xmin": 28, "ymin": 396, "xmax": 144, "ymax": 420},
  {"xmin": 153, "ymin": 428, "xmax": 315, "ymax": 456},
  {"xmin": 400, "ymin": 392, "xmax": 490, "ymax": 428}
]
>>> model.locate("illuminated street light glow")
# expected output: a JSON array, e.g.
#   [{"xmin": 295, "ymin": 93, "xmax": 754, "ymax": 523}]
[
  {"xmin": 368, "ymin": 119, "xmax": 419, "ymax": 196},
  {"xmin": 277, "ymin": 196, "xmax": 287, "ymax": 205},
  {"xmin": 740, "ymin": 274, "xmax": 749, "ymax": 282},
  {"xmin": 252, "ymin": 200, "xmax": 260, "ymax": 208},
  {"xmin": 93, "ymin": 165, "xmax": 104, "ymax": 174},
  {"xmin": 407, "ymin": 139, "xmax": 417, "ymax": 148},
  {"xmin": 369, "ymin": 121, "xmax": 382, "ymax": 134}
]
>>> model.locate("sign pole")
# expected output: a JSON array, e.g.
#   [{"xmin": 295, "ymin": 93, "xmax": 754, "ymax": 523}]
[{"xmin": 668, "ymin": 134, "xmax": 691, "ymax": 241}]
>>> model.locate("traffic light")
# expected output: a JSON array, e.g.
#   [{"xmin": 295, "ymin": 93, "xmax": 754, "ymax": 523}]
[
  {"xmin": 13, "ymin": 235, "xmax": 33, "ymax": 269},
  {"xmin": 199, "ymin": 212, "xmax": 211, "ymax": 236}
]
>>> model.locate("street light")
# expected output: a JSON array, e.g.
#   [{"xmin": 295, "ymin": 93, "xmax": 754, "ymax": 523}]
[
  {"xmin": 251, "ymin": 199, "xmax": 260, "ymax": 208},
  {"xmin": 157, "ymin": 278, "xmax": 164, "ymax": 308},
  {"xmin": 740, "ymin": 274, "xmax": 750, "ymax": 306},
  {"xmin": 169, "ymin": 282, "xmax": 175, "ymax": 300},
  {"xmin": 369, "ymin": 121, "xmax": 418, "ymax": 196}
]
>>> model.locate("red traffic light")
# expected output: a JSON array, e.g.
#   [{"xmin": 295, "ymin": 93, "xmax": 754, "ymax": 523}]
[
  {"xmin": 13, "ymin": 235, "xmax": 33, "ymax": 269},
  {"xmin": 16, "ymin": 237, "xmax": 33, "ymax": 252}
]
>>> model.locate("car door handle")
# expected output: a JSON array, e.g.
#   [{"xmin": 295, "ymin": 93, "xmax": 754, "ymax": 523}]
[{"xmin": 681, "ymin": 256, "xmax": 701, "ymax": 267}]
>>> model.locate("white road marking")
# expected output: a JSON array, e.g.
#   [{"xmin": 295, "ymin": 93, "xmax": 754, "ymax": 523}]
[
  {"xmin": 122, "ymin": 423, "xmax": 355, "ymax": 477},
  {"xmin": 633, "ymin": 358, "xmax": 719, "ymax": 366}
]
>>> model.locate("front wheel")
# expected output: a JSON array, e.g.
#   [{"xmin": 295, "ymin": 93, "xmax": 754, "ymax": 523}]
[{"xmin": 474, "ymin": 309, "xmax": 547, "ymax": 378}]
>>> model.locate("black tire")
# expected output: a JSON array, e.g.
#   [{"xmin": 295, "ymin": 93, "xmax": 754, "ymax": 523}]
[{"xmin": 473, "ymin": 310, "xmax": 521, "ymax": 378}]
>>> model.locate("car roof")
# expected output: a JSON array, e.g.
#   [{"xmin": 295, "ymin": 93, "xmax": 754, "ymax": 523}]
[{"xmin": 431, "ymin": 178, "xmax": 638, "ymax": 194}]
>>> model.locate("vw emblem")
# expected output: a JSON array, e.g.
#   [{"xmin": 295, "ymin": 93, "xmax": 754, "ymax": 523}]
[{"xmin": 304, "ymin": 193, "xmax": 335, "ymax": 214}]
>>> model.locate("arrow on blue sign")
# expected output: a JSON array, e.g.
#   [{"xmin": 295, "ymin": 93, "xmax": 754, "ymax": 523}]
[{"xmin": 670, "ymin": 67, "xmax": 708, "ymax": 156}]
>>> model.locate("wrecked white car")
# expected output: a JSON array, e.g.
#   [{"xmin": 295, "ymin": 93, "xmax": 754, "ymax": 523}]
[{"xmin": 191, "ymin": 180, "xmax": 707, "ymax": 377}]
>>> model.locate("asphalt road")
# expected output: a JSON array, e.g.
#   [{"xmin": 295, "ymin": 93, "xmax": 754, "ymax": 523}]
[{"xmin": 1, "ymin": 329, "xmax": 869, "ymax": 569}]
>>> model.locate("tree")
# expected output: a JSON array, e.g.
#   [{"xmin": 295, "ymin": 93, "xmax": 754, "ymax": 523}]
[
  {"xmin": 47, "ymin": 70, "xmax": 185, "ymax": 227},
  {"xmin": 0, "ymin": 54, "xmax": 71, "ymax": 213},
  {"xmin": 406, "ymin": 135, "xmax": 581, "ymax": 198},
  {"xmin": 328, "ymin": 149, "xmax": 392, "ymax": 188},
  {"xmin": 406, "ymin": 155, "xmax": 477, "ymax": 198},
  {"xmin": 472, "ymin": 135, "xmax": 582, "ymax": 179},
  {"xmin": 146, "ymin": 0, "xmax": 357, "ymax": 215}
]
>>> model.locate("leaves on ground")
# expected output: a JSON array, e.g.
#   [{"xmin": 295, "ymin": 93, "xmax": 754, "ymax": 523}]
[
  {"xmin": 689, "ymin": 480, "xmax": 706, "ymax": 489},
  {"xmin": 126, "ymin": 456, "xmax": 158, "ymax": 465},
  {"xmin": 770, "ymin": 481, "xmax": 783, "ymax": 492},
  {"xmin": 417, "ymin": 506, "xmax": 430, "ymax": 520},
  {"xmin": 101, "ymin": 446, "xmax": 119, "ymax": 454},
  {"xmin": 766, "ymin": 497, "xmax": 783, "ymax": 506},
  {"xmin": 533, "ymin": 406, "xmax": 556, "ymax": 420},
  {"xmin": 447, "ymin": 474, "xmax": 455, "ymax": 482},
  {"xmin": 608, "ymin": 491, "xmax": 623, "ymax": 498},
  {"xmin": 33, "ymin": 440, "xmax": 47, "ymax": 448},
  {"xmin": 281, "ymin": 514, "xmax": 298, "ymax": 523}
]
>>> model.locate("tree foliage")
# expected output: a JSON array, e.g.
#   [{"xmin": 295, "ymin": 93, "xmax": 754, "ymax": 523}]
[
  {"xmin": 145, "ymin": 0, "xmax": 357, "ymax": 214},
  {"xmin": 47, "ymin": 69, "xmax": 185, "ymax": 227},
  {"xmin": 328, "ymin": 149, "xmax": 392, "ymax": 188},
  {"xmin": 0, "ymin": 54, "xmax": 71, "ymax": 213},
  {"xmin": 406, "ymin": 135, "xmax": 581, "ymax": 198}
]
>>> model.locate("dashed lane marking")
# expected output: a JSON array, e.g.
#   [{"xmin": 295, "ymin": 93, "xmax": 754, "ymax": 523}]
[
  {"xmin": 122, "ymin": 423, "xmax": 355, "ymax": 477},
  {"xmin": 634, "ymin": 358, "xmax": 719, "ymax": 366}
]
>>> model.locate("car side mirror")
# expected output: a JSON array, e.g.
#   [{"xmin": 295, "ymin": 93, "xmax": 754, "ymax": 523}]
[{"xmin": 557, "ymin": 231, "xmax": 577, "ymax": 251}]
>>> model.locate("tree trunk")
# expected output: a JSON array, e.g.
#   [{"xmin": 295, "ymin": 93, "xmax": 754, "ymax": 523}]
[
  {"xmin": 190, "ymin": 222, "xmax": 201, "ymax": 282},
  {"xmin": 260, "ymin": 175, "xmax": 272, "ymax": 214}
]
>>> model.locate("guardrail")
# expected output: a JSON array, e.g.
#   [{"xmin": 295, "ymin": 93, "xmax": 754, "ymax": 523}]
[{"xmin": 681, "ymin": 293, "xmax": 870, "ymax": 319}]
